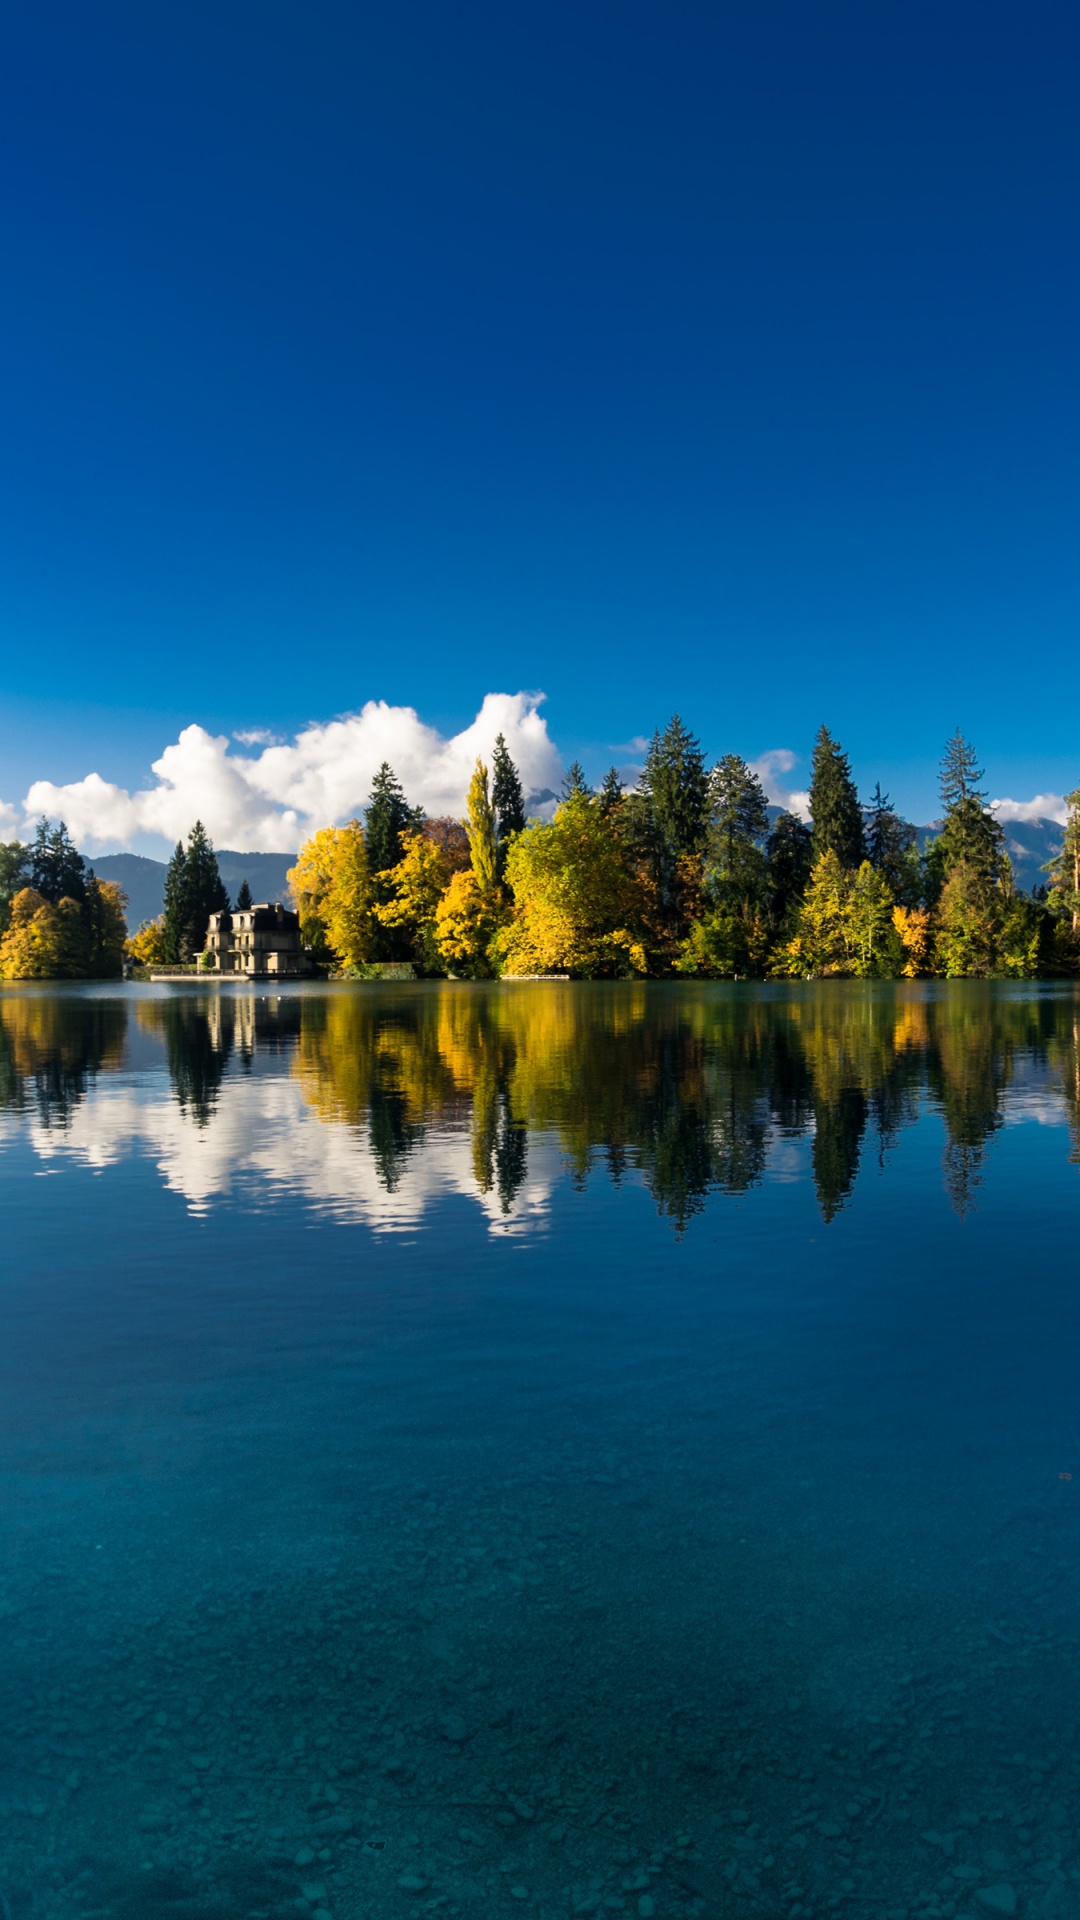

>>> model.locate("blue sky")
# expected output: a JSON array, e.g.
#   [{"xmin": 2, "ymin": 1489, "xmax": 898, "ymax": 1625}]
[{"xmin": 1, "ymin": 1, "xmax": 1078, "ymax": 848}]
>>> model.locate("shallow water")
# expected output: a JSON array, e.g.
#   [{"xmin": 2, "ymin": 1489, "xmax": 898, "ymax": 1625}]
[{"xmin": 1, "ymin": 981, "xmax": 1079, "ymax": 1920}]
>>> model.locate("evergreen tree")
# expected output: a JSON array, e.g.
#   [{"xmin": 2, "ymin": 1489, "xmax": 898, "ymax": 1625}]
[
  {"xmin": 491, "ymin": 732, "xmax": 526, "ymax": 879},
  {"xmin": 81, "ymin": 876, "xmax": 128, "ymax": 977},
  {"xmin": 235, "ymin": 878, "xmax": 253, "ymax": 911},
  {"xmin": 1048, "ymin": 789, "xmax": 1080, "ymax": 933},
  {"xmin": 0, "ymin": 842, "xmax": 29, "ymax": 934},
  {"xmin": 935, "ymin": 731, "xmax": 1004, "ymax": 879},
  {"xmin": 638, "ymin": 716, "xmax": 710, "ymax": 857},
  {"xmin": 365, "ymin": 763, "xmax": 423, "ymax": 876},
  {"xmin": 162, "ymin": 822, "xmax": 229, "ymax": 963},
  {"xmin": 28, "ymin": 818, "xmax": 87, "ymax": 903},
  {"xmin": 865, "ymin": 782, "xmax": 918, "ymax": 899},
  {"xmin": 809, "ymin": 726, "xmax": 864, "ymax": 869},
  {"xmin": 766, "ymin": 809, "xmax": 813, "ymax": 925},
  {"xmin": 162, "ymin": 840, "xmax": 188, "ymax": 964},
  {"xmin": 598, "ymin": 767, "xmax": 625, "ymax": 817},
  {"xmin": 560, "ymin": 760, "xmax": 592, "ymax": 801},
  {"xmin": 707, "ymin": 755, "xmax": 770, "ymax": 903}
]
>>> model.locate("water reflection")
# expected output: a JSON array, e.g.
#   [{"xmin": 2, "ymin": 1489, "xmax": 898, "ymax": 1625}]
[{"xmin": 0, "ymin": 982, "xmax": 1078, "ymax": 1225}]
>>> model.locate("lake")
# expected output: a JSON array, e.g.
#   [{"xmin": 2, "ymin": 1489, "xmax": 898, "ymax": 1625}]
[{"xmin": 1, "ymin": 980, "xmax": 1079, "ymax": 1920}]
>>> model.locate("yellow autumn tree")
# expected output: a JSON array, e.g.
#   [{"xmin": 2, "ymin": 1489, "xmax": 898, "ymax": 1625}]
[
  {"xmin": 128, "ymin": 916, "xmax": 169, "ymax": 968},
  {"xmin": 435, "ymin": 870, "xmax": 505, "ymax": 976},
  {"xmin": 465, "ymin": 759, "xmax": 498, "ymax": 895},
  {"xmin": 376, "ymin": 829, "xmax": 451, "ymax": 972},
  {"xmin": 494, "ymin": 790, "xmax": 648, "ymax": 977},
  {"xmin": 893, "ymin": 905, "xmax": 931, "ymax": 978},
  {"xmin": 0, "ymin": 889, "xmax": 85, "ymax": 979},
  {"xmin": 287, "ymin": 820, "xmax": 374, "ymax": 971}
]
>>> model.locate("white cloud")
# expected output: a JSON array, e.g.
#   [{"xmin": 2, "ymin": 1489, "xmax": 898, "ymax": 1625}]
[
  {"xmin": 0, "ymin": 798, "xmax": 19, "ymax": 840},
  {"xmin": 749, "ymin": 748, "xmax": 811, "ymax": 820},
  {"xmin": 233, "ymin": 726, "xmax": 284, "ymax": 747},
  {"xmin": 17, "ymin": 691, "xmax": 563, "ymax": 853},
  {"xmin": 991, "ymin": 793, "xmax": 1069, "ymax": 826},
  {"xmin": 3, "ymin": 1069, "xmax": 557, "ymax": 1236}
]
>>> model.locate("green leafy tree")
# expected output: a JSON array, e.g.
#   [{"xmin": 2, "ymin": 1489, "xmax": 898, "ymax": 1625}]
[
  {"xmin": 496, "ymin": 791, "xmax": 647, "ymax": 977},
  {"xmin": 1048, "ymin": 789, "xmax": 1080, "ymax": 932},
  {"xmin": 809, "ymin": 726, "xmax": 864, "ymax": 870},
  {"xmin": 162, "ymin": 822, "xmax": 229, "ymax": 963},
  {"xmin": 934, "ymin": 858, "xmax": 1000, "ymax": 978},
  {"xmin": 491, "ymin": 733, "xmax": 526, "ymax": 880},
  {"xmin": 234, "ymin": 878, "xmax": 253, "ymax": 911},
  {"xmin": 865, "ymin": 783, "xmax": 918, "ymax": 899},
  {"xmin": 774, "ymin": 852, "xmax": 896, "ymax": 976},
  {"xmin": 845, "ymin": 861, "xmax": 901, "ymax": 977},
  {"xmin": 28, "ymin": 818, "xmax": 87, "ymax": 903}
]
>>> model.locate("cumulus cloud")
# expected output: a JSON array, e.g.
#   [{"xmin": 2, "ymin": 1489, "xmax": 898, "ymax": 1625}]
[
  {"xmin": 991, "ymin": 793, "xmax": 1069, "ymax": 826},
  {"xmin": 750, "ymin": 748, "xmax": 810, "ymax": 820},
  {"xmin": 14, "ymin": 692, "xmax": 563, "ymax": 853}
]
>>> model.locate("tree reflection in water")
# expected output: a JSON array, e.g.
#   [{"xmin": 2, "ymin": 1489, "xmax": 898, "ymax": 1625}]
[{"xmin": 2, "ymin": 981, "xmax": 1078, "ymax": 1223}]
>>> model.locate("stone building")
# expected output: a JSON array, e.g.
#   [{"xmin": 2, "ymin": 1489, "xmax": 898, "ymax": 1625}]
[{"xmin": 202, "ymin": 903, "xmax": 316, "ymax": 977}]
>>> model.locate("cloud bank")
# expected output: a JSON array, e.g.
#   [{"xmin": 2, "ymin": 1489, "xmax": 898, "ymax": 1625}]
[
  {"xmin": 12, "ymin": 692, "xmax": 563, "ymax": 853},
  {"xmin": 991, "ymin": 793, "xmax": 1069, "ymax": 826}
]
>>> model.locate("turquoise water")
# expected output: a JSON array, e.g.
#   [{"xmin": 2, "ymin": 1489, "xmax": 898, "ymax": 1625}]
[{"xmin": 1, "ymin": 981, "xmax": 1079, "ymax": 1920}]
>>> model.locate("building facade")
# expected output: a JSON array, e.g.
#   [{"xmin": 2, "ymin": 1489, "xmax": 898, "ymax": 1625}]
[{"xmin": 202, "ymin": 903, "xmax": 316, "ymax": 977}]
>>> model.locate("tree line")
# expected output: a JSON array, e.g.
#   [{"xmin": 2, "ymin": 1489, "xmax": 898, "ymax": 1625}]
[
  {"xmin": 284, "ymin": 723, "xmax": 1080, "ymax": 980},
  {"xmin": 3, "ymin": 720, "xmax": 1079, "ymax": 980},
  {"xmin": 5, "ymin": 985, "xmax": 1079, "ymax": 1227}
]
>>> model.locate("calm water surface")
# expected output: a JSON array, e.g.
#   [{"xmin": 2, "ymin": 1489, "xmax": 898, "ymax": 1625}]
[{"xmin": 2, "ymin": 981, "xmax": 1080, "ymax": 1920}]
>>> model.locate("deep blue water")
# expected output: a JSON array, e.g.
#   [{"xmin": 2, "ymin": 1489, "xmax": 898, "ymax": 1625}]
[{"xmin": 1, "ymin": 981, "xmax": 1079, "ymax": 1920}]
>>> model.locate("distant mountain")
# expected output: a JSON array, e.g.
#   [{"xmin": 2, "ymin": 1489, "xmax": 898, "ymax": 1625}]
[
  {"xmin": 764, "ymin": 804, "xmax": 1061, "ymax": 897},
  {"xmin": 90, "ymin": 849, "xmax": 297, "ymax": 930},
  {"xmin": 912, "ymin": 816, "xmax": 1062, "ymax": 895}
]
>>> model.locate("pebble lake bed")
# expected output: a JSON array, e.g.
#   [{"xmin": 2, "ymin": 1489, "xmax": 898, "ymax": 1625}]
[{"xmin": 2, "ymin": 979, "xmax": 1080, "ymax": 1920}]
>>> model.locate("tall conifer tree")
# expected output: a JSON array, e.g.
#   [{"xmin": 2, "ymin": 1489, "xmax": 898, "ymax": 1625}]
[
  {"xmin": 162, "ymin": 822, "xmax": 229, "ymax": 962},
  {"xmin": 598, "ymin": 768, "xmax": 625, "ymax": 817},
  {"xmin": 366, "ymin": 763, "xmax": 422, "ymax": 875},
  {"xmin": 491, "ymin": 733, "xmax": 526, "ymax": 878},
  {"xmin": 639, "ymin": 716, "xmax": 709, "ymax": 856},
  {"xmin": 29, "ymin": 818, "xmax": 87, "ymax": 903},
  {"xmin": 809, "ymin": 726, "xmax": 864, "ymax": 869},
  {"xmin": 708, "ymin": 755, "xmax": 770, "ymax": 903},
  {"xmin": 560, "ymin": 761, "xmax": 592, "ymax": 801},
  {"xmin": 766, "ymin": 810, "xmax": 813, "ymax": 925},
  {"xmin": 935, "ymin": 731, "xmax": 1003, "ymax": 878},
  {"xmin": 865, "ymin": 782, "xmax": 917, "ymax": 897}
]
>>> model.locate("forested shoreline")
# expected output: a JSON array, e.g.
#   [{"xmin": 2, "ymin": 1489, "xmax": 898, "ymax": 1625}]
[
  {"xmin": 280, "ymin": 722, "xmax": 1080, "ymax": 981},
  {"xmin": 2, "ymin": 721, "xmax": 1079, "ymax": 980}
]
